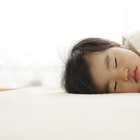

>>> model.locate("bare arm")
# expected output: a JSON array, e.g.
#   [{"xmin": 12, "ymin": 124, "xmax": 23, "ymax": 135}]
[{"xmin": 0, "ymin": 88, "xmax": 15, "ymax": 91}]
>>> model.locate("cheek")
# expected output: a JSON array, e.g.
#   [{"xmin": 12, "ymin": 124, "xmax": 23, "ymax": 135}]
[
  {"xmin": 120, "ymin": 59, "xmax": 128, "ymax": 64},
  {"xmin": 118, "ymin": 59, "xmax": 130, "ymax": 68},
  {"xmin": 119, "ymin": 55, "xmax": 138, "ymax": 66},
  {"xmin": 120, "ymin": 83, "xmax": 139, "ymax": 92}
]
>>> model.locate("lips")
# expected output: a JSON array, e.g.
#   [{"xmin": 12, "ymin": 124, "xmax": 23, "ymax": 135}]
[{"xmin": 133, "ymin": 67, "xmax": 139, "ymax": 83}]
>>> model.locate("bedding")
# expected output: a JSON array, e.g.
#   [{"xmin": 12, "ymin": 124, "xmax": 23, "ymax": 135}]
[
  {"xmin": 0, "ymin": 87, "xmax": 140, "ymax": 140},
  {"xmin": 122, "ymin": 30, "xmax": 140, "ymax": 56}
]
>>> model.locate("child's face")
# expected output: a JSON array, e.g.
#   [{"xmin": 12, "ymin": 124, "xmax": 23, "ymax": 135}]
[{"xmin": 84, "ymin": 46, "xmax": 140, "ymax": 93}]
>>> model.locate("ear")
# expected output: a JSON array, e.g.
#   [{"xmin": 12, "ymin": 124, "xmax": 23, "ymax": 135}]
[
  {"xmin": 118, "ymin": 45, "xmax": 123, "ymax": 48},
  {"xmin": 114, "ymin": 44, "xmax": 123, "ymax": 48}
]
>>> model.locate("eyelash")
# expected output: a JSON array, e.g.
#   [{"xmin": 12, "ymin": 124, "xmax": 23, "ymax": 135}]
[
  {"xmin": 115, "ymin": 57, "xmax": 117, "ymax": 68},
  {"xmin": 114, "ymin": 57, "xmax": 118, "ymax": 91},
  {"xmin": 114, "ymin": 81, "xmax": 117, "ymax": 91}
]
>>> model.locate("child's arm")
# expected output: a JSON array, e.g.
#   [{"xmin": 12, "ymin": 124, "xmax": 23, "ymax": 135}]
[{"xmin": 0, "ymin": 88, "xmax": 14, "ymax": 91}]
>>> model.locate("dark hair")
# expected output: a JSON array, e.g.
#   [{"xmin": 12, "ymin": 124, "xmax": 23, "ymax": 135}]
[{"xmin": 61, "ymin": 38, "xmax": 120, "ymax": 94}]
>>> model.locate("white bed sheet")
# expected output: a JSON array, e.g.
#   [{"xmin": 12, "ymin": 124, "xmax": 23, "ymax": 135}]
[{"xmin": 0, "ymin": 87, "xmax": 140, "ymax": 140}]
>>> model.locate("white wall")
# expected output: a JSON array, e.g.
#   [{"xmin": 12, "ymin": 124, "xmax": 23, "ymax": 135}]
[
  {"xmin": 0, "ymin": 0, "xmax": 129, "ymax": 67},
  {"xmin": 125, "ymin": 0, "xmax": 140, "ymax": 32}
]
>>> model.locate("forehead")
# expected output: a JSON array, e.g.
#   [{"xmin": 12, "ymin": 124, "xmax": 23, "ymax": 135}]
[
  {"xmin": 84, "ymin": 50, "xmax": 108, "ymax": 92},
  {"xmin": 84, "ymin": 47, "xmax": 123, "ymax": 65}
]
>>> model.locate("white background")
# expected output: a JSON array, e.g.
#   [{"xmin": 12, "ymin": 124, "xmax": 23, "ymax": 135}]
[
  {"xmin": 0, "ymin": 0, "xmax": 140, "ymax": 89},
  {"xmin": 0, "ymin": 0, "xmax": 139, "ymax": 67}
]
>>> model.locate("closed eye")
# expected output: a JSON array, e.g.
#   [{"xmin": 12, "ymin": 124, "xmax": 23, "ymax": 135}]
[
  {"xmin": 115, "ymin": 57, "xmax": 117, "ymax": 68},
  {"xmin": 114, "ymin": 81, "xmax": 117, "ymax": 92}
]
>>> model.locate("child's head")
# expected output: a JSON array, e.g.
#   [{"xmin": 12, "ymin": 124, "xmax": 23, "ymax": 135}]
[{"xmin": 61, "ymin": 38, "xmax": 140, "ymax": 94}]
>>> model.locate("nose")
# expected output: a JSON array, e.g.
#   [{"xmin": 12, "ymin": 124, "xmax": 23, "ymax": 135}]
[{"xmin": 112, "ymin": 68, "xmax": 128, "ymax": 81}]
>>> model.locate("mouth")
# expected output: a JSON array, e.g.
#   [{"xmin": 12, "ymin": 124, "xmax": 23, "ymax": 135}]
[{"xmin": 133, "ymin": 67, "xmax": 139, "ymax": 83}]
